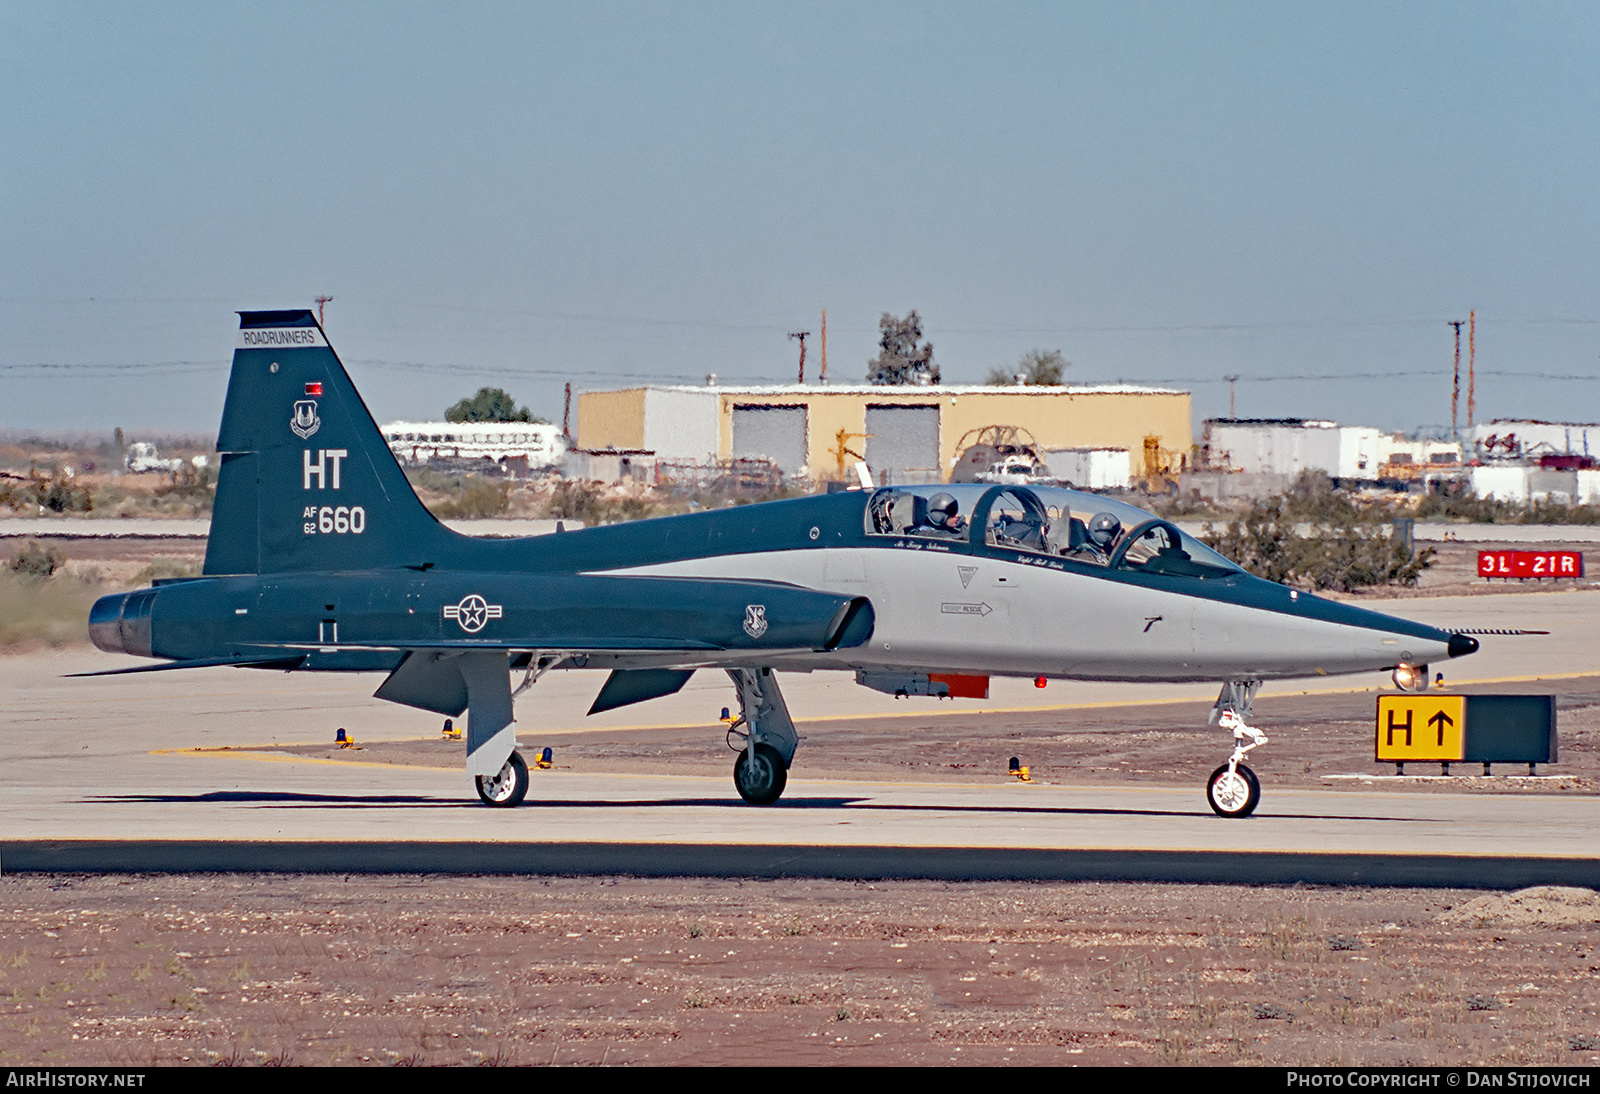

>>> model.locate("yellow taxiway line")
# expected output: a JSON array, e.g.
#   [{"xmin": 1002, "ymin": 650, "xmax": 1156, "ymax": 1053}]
[
  {"xmin": 152, "ymin": 669, "xmax": 1600, "ymax": 751},
  {"xmin": 151, "ymin": 746, "xmax": 460, "ymax": 774}
]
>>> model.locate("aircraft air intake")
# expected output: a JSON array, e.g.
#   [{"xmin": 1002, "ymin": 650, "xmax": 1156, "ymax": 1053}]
[{"xmin": 823, "ymin": 597, "xmax": 875, "ymax": 651}]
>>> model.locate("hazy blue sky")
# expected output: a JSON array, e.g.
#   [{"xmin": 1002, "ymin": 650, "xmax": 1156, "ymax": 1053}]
[{"xmin": 4, "ymin": 2, "xmax": 1598, "ymax": 437}]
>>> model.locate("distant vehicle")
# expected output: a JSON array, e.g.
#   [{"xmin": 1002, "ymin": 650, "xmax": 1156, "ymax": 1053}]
[
  {"xmin": 950, "ymin": 425, "xmax": 1049, "ymax": 483},
  {"xmin": 381, "ymin": 420, "xmax": 566, "ymax": 473},
  {"xmin": 123, "ymin": 442, "xmax": 185, "ymax": 474},
  {"xmin": 85, "ymin": 311, "xmax": 1479, "ymax": 819},
  {"xmin": 972, "ymin": 456, "xmax": 1047, "ymax": 485}
]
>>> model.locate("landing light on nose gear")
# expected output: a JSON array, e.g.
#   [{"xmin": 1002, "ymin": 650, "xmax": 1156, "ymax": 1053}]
[{"xmin": 1392, "ymin": 663, "xmax": 1431, "ymax": 692}]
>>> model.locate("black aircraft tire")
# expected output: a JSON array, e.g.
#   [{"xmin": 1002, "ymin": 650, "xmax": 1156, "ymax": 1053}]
[
  {"xmin": 476, "ymin": 750, "xmax": 530, "ymax": 808},
  {"xmin": 1206, "ymin": 763, "xmax": 1260, "ymax": 818},
  {"xmin": 734, "ymin": 743, "xmax": 788, "ymax": 805}
]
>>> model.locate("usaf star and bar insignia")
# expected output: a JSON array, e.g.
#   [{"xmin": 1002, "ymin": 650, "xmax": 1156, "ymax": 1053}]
[{"xmin": 444, "ymin": 594, "xmax": 504, "ymax": 634}]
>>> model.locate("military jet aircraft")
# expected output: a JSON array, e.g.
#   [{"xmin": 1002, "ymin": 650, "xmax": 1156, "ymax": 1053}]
[{"xmin": 86, "ymin": 310, "xmax": 1479, "ymax": 817}]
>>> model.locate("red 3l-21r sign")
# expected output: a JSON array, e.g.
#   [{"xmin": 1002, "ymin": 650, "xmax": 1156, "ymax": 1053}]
[{"xmin": 1478, "ymin": 550, "xmax": 1585, "ymax": 579}]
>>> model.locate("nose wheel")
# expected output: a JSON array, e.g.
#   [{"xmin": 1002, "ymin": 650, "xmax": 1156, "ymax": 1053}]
[
  {"xmin": 475, "ymin": 750, "xmax": 529, "ymax": 807},
  {"xmin": 733, "ymin": 743, "xmax": 788, "ymax": 805},
  {"xmin": 1207, "ymin": 762, "xmax": 1260, "ymax": 818}
]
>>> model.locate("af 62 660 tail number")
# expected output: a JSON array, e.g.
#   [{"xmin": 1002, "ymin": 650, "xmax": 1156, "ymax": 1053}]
[{"xmin": 303, "ymin": 505, "xmax": 366, "ymax": 535}]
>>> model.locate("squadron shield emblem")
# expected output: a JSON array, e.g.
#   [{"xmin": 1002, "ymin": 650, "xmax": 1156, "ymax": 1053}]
[
  {"xmin": 291, "ymin": 399, "xmax": 321, "ymax": 440},
  {"xmin": 743, "ymin": 604, "xmax": 768, "ymax": 639}
]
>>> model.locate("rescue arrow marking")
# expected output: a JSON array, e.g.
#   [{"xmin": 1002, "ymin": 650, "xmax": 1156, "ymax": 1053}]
[{"xmin": 941, "ymin": 602, "xmax": 993, "ymax": 617}]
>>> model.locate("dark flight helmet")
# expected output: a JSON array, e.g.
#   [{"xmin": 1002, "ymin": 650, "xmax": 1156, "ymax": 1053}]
[
  {"xmin": 1087, "ymin": 511, "xmax": 1122, "ymax": 549},
  {"xmin": 927, "ymin": 493, "xmax": 959, "ymax": 526}
]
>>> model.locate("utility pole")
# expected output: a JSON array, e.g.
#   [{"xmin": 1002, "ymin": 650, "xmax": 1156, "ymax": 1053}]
[
  {"xmin": 819, "ymin": 310, "xmax": 828, "ymax": 384},
  {"xmin": 1222, "ymin": 375, "xmax": 1240, "ymax": 419},
  {"xmin": 314, "ymin": 295, "xmax": 332, "ymax": 327},
  {"xmin": 1449, "ymin": 320, "xmax": 1464, "ymax": 440},
  {"xmin": 789, "ymin": 331, "xmax": 810, "ymax": 384},
  {"xmin": 1467, "ymin": 310, "xmax": 1476, "ymax": 430}
]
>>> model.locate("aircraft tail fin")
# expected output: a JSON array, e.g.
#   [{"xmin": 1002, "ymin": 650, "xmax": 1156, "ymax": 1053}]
[{"xmin": 204, "ymin": 310, "xmax": 452, "ymax": 574}]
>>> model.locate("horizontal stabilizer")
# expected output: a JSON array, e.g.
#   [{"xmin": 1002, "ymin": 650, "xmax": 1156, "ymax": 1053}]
[{"xmin": 588, "ymin": 668, "xmax": 695, "ymax": 715}]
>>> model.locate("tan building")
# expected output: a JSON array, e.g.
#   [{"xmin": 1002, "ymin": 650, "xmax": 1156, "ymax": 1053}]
[{"xmin": 576, "ymin": 383, "xmax": 1191, "ymax": 485}]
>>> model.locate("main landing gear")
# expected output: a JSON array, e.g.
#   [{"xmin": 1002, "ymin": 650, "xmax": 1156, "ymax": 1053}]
[
  {"xmin": 476, "ymin": 750, "xmax": 529, "ymax": 807},
  {"xmin": 723, "ymin": 668, "xmax": 799, "ymax": 805},
  {"xmin": 1207, "ymin": 681, "xmax": 1267, "ymax": 818},
  {"xmin": 733, "ymin": 743, "xmax": 787, "ymax": 806}
]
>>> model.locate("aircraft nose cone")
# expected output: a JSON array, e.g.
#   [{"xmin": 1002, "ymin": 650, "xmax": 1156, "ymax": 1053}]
[{"xmin": 1448, "ymin": 633, "xmax": 1480, "ymax": 659}]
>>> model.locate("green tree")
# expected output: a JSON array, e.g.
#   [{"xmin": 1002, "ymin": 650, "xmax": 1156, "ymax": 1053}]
[
  {"xmin": 986, "ymin": 348, "xmax": 1068, "ymax": 386},
  {"xmin": 444, "ymin": 387, "xmax": 537, "ymax": 423},
  {"xmin": 866, "ymin": 311, "xmax": 939, "ymax": 385}
]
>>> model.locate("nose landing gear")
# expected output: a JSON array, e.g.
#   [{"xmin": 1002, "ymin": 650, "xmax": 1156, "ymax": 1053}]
[{"xmin": 1207, "ymin": 681, "xmax": 1266, "ymax": 818}]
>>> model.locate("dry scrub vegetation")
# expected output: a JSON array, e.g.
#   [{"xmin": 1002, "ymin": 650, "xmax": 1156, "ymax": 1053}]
[
  {"xmin": 0, "ymin": 568, "xmax": 102, "ymax": 649},
  {"xmin": 1, "ymin": 876, "xmax": 1598, "ymax": 1067}
]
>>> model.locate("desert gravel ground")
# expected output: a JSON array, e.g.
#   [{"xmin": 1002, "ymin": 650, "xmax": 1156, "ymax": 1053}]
[{"xmin": 2, "ymin": 875, "xmax": 1600, "ymax": 1067}]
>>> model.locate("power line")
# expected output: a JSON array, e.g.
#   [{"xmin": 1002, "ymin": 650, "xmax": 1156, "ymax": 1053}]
[
  {"xmin": 12, "ymin": 295, "xmax": 1600, "ymax": 332},
  {"xmin": 0, "ymin": 361, "xmax": 221, "ymax": 375},
  {"xmin": 1083, "ymin": 369, "xmax": 1600, "ymax": 385},
  {"xmin": 4, "ymin": 359, "xmax": 1597, "ymax": 386}
]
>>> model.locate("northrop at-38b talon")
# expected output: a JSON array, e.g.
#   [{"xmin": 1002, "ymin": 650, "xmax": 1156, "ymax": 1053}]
[{"xmin": 86, "ymin": 310, "xmax": 1480, "ymax": 816}]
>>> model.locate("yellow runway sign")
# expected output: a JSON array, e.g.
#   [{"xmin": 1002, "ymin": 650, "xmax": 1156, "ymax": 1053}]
[{"xmin": 1376, "ymin": 695, "xmax": 1466, "ymax": 761}]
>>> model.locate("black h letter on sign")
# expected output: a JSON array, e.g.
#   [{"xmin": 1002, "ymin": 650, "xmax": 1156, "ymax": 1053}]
[{"xmin": 1386, "ymin": 709, "xmax": 1413, "ymax": 746}]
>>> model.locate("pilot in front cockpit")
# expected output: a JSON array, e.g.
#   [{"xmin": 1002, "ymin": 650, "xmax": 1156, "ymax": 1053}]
[
  {"xmin": 1061, "ymin": 511, "xmax": 1122, "ymax": 564},
  {"xmin": 921, "ymin": 493, "xmax": 966, "ymax": 538},
  {"xmin": 1088, "ymin": 512, "xmax": 1122, "ymax": 553}
]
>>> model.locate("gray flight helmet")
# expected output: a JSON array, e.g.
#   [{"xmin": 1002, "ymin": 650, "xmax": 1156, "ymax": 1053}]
[{"xmin": 1087, "ymin": 511, "xmax": 1122, "ymax": 548}]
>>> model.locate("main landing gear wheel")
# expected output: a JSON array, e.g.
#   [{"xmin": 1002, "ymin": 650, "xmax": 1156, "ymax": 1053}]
[
  {"xmin": 1207, "ymin": 763, "xmax": 1260, "ymax": 818},
  {"xmin": 476, "ymin": 750, "xmax": 529, "ymax": 808},
  {"xmin": 734, "ymin": 743, "xmax": 787, "ymax": 805}
]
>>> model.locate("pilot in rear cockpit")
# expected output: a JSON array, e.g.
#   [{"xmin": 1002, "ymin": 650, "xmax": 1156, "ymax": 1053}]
[{"xmin": 921, "ymin": 493, "xmax": 966, "ymax": 538}]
